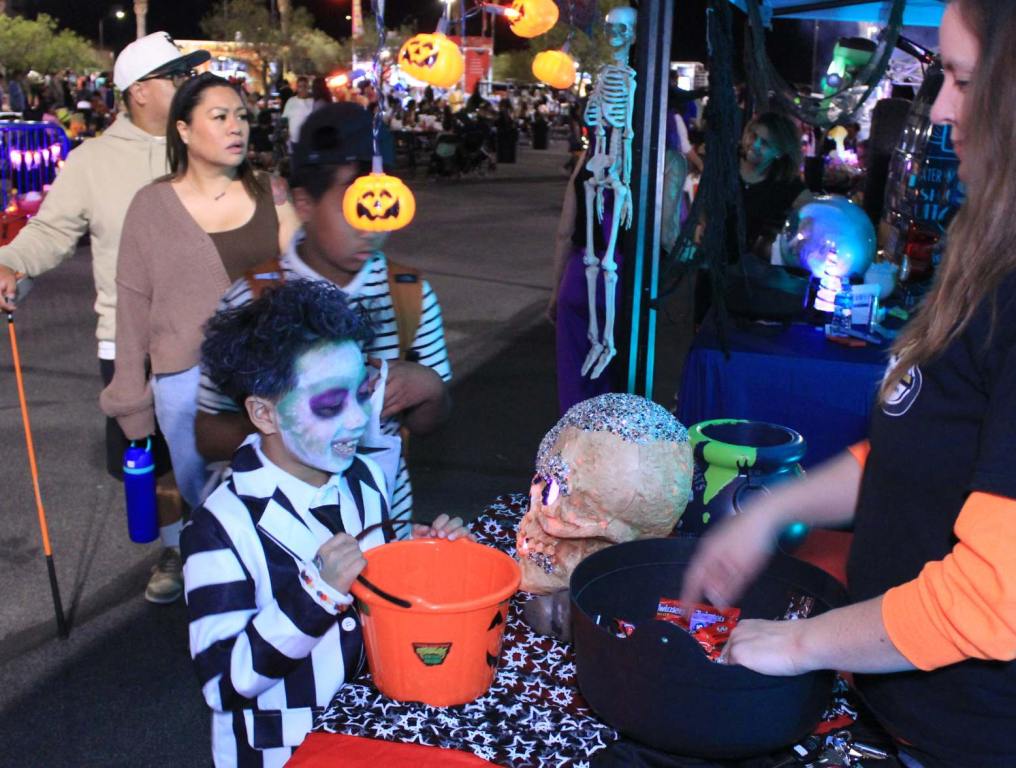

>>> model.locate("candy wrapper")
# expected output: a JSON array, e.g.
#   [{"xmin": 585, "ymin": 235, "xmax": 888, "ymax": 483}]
[
  {"xmin": 656, "ymin": 598, "xmax": 740, "ymax": 661},
  {"xmin": 779, "ymin": 593, "xmax": 816, "ymax": 621},
  {"xmin": 610, "ymin": 599, "xmax": 740, "ymax": 662},
  {"xmin": 612, "ymin": 618, "xmax": 637, "ymax": 639},
  {"xmin": 656, "ymin": 598, "xmax": 740, "ymax": 630}
]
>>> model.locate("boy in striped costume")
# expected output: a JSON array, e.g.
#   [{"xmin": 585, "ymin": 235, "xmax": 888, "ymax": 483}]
[
  {"xmin": 194, "ymin": 103, "xmax": 452, "ymax": 531},
  {"xmin": 182, "ymin": 280, "xmax": 467, "ymax": 767}
]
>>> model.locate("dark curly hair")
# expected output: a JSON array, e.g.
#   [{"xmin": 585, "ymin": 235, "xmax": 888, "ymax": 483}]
[{"xmin": 201, "ymin": 280, "xmax": 375, "ymax": 405}]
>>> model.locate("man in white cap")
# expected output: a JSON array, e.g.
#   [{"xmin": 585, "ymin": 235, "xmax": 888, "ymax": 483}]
[{"xmin": 0, "ymin": 33, "xmax": 210, "ymax": 605}]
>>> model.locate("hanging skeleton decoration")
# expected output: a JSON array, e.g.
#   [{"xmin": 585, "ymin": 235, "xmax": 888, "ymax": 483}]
[{"xmin": 581, "ymin": 6, "xmax": 637, "ymax": 380}]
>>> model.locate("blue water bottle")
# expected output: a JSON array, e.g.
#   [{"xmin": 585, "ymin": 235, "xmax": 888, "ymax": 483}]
[{"xmin": 123, "ymin": 439, "xmax": 158, "ymax": 543}]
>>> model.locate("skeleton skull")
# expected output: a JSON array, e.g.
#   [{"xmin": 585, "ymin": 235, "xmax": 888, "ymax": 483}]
[
  {"xmin": 605, "ymin": 6, "xmax": 637, "ymax": 49},
  {"xmin": 517, "ymin": 394, "xmax": 693, "ymax": 593}
]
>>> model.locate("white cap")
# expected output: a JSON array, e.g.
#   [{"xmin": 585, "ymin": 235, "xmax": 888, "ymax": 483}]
[{"xmin": 113, "ymin": 32, "xmax": 211, "ymax": 92}]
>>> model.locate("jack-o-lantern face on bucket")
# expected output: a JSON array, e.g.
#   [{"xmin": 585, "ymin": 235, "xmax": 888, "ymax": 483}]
[
  {"xmin": 398, "ymin": 33, "xmax": 465, "ymax": 88},
  {"xmin": 343, "ymin": 172, "xmax": 416, "ymax": 232},
  {"xmin": 508, "ymin": 0, "xmax": 559, "ymax": 38},
  {"xmin": 485, "ymin": 602, "xmax": 509, "ymax": 668}
]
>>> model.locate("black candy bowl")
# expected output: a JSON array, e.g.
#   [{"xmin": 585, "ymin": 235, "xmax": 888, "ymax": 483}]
[{"xmin": 570, "ymin": 537, "xmax": 848, "ymax": 759}]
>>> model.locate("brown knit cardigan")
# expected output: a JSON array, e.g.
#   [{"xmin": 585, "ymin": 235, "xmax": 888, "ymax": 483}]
[{"xmin": 100, "ymin": 180, "xmax": 235, "ymax": 440}]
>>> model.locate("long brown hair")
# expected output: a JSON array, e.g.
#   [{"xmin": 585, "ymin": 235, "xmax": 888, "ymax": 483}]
[
  {"xmin": 880, "ymin": 0, "xmax": 1016, "ymax": 401},
  {"xmin": 744, "ymin": 112, "xmax": 802, "ymax": 184},
  {"xmin": 165, "ymin": 72, "xmax": 262, "ymax": 200}
]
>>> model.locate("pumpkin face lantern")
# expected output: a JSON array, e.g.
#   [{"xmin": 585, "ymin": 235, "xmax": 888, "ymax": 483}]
[
  {"xmin": 343, "ymin": 168, "xmax": 416, "ymax": 233},
  {"xmin": 398, "ymin": 33, "xmax": 465, "ymax": 89},
  {"xmin": 532, "ymin": 50, "xmax": 577, "ymax": 90}
]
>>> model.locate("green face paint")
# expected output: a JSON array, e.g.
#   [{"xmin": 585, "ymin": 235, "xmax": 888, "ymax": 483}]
[{"xmin": 275, "ymin": 340, "xmax": 372, "ymax": 477}]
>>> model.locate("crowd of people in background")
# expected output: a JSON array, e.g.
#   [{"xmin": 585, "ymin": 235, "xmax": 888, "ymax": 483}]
[
  {"xmin": 1, "ymin": 68, "xmax": 118, "ymax": 136},
  {"xmin": 1, "ymin": 56, "xmax": 583, "ymax": 185}
]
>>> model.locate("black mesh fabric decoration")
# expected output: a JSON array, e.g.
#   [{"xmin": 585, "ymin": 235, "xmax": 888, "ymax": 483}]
[
  {"xmin": 659, "ymin": 0, "xmax": 743, "ymax": 347},
  {"xmin": 744, "ymin": 0, "xmax": 905, "ymax": 129}
]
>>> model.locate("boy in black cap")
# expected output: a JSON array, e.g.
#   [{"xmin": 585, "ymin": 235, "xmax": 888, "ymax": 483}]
[{"xmin": 194, "ymin": 103, "xmax": 452, "ymax": 531}]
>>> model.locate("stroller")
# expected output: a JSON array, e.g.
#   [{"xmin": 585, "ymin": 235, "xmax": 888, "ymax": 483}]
[
  {"xmin": 428, "ymin": 115, "xmax": 496, "ymax": 178},
  {"xmin": 429, "ymin": 131, "xmax": 462, "ymax": 177}
]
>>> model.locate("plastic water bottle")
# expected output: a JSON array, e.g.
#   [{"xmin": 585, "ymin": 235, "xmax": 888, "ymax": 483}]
[
  {"xmin": 123, "ymin": 439, "xmax": 158, "ymax": 543},
  {"xmin": 832, "ymin": 287, "xmax": 853, "ymax": 335}
]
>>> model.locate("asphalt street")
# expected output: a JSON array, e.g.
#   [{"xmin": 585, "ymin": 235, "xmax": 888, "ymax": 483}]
[{"xmin": 0, "ymin": 140, "xmax": 693, "ymax": 766}]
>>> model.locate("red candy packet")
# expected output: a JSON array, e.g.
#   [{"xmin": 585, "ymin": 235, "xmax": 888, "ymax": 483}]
[
  {"xmin": 656, "ymin": 597, "xmax": 740, "ymax": 629},
  {"xmin": 611, "ymin": 599, "xmax": 741, "ymax": 661},
  {"xmin": 656, "ymin": 598, "xmax": 741, "ymax": 661}
]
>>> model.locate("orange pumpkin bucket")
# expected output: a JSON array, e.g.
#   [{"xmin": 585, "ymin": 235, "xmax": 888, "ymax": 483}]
[{"xmin": 350, "ymin": 536, "xmax": 521, "ymax": 707}]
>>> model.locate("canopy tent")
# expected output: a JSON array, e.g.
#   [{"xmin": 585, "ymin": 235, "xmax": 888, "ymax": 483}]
[
  {"xmin": 624, "ymin": 0, "xmax": 946, "ymax": 401},
  {"xmin": 729, "ymin": 0, "xmax": 945, "ymax": 26}
]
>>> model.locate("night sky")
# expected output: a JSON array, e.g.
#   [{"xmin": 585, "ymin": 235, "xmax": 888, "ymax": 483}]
[
  {"xmin": 18, "ymin": 0, "xmax": 884, "ymax": 86},
  {"xmin": 22, "ymin": 0, "xmax": 724, "ymax": 55}
]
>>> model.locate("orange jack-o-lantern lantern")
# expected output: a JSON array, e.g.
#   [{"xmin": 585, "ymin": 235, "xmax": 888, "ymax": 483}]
[
  {"xmin": 532, "ymin": 50, "xmax": 577, "ymax": 89},
  {"xmin": 343, "ymin": 168, "xmax": 416, "ymax": 232},
  {"xmin": 398, "ymin": 33, "xmax": 465, "ymax": 89},
  {"xmin": 507, "ymin": 0, "xmax": 559, "ymax": 38}
]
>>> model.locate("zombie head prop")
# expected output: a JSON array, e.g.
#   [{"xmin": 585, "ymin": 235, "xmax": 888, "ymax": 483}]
[{"xmin": 517, "ymin": 393, "xmax": 693, "ymax": 593}]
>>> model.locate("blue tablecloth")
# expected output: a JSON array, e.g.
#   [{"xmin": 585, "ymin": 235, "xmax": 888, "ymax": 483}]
[{"xmin": 676, "ymin": 321, "xmax": 889, "ymax": 467}]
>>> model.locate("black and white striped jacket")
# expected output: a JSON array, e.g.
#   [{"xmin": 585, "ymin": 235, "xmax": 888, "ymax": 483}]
[{"xmin": 181, "ymin": 435, "xmax": 390, "ymax": 768}]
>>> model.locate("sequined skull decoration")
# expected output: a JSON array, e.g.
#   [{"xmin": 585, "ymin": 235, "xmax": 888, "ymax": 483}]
[{"xmin": 517, "ymin": 393, "xmax": 693, "ymax": 593}]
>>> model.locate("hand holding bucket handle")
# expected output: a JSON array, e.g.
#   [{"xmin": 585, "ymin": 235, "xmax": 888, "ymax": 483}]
[
  {"xmin": 352, "ymin": 516, "xmax": 473, "ymax": 610},
  {"xmin": 354, "ymin": 519, "xmax": 419, "ymax": 609},
  {"xmin": 355, "ymin": 514, "xmax": 473, "ymax": 545}
]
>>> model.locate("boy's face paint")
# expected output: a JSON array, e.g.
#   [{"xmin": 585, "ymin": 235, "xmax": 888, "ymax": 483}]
[{"xmin": 275, "ymin": 340, "xmax": 373, "ymax": 477}]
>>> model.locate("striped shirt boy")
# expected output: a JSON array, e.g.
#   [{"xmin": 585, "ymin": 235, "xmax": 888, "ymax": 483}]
[
  {"xmin": 197, "ymin": 232, "xmax": 452, "ymax": 529},
  {"xmin": 181, "ymin": 434, "xmax": 391, "ymax": 767}
]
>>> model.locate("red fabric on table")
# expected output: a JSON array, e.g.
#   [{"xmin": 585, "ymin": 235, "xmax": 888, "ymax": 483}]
[
  {"xmin": 792, "ymin": 529, "xmax": 852, "ymax": 587},
  {"xmin": 289, "ymin": 732, "xmax": 495, "ymax": 767}
]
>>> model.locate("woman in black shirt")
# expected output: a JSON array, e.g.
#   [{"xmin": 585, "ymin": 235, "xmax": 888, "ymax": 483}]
[
  {"xmin": 738, "ymin": 111, "xmax": 809, "ymax": 253},
  {"xmin": 682, "ymin": 2, "xmax": 1016, "ymax": 765}
]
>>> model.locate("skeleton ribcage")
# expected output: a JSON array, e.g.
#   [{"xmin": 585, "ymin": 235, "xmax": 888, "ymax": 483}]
[{"xmin": 585, "ymin": 65, "xmax": 634, "ymax": 130}]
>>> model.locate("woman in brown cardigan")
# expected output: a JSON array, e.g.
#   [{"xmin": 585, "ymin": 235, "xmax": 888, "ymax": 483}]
[{"xmin": 101, "ymin": 74, "xmax": 299, "ymax": 581}]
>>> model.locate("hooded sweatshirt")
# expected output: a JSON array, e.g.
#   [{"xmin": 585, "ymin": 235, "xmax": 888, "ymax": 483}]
[{"xmin": 0, "ymin": 114, "xmax": 167, "ymax": 356}]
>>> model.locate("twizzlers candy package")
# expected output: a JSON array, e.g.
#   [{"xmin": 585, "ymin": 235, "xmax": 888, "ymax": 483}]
[{"xmin": 655, "ymin": 597, "xmax": 741, "ymax": 661}]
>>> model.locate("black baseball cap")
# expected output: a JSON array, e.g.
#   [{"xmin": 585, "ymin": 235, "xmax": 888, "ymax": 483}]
[{"xmin": 291, "ymin": 102, "xmax": 394, "ymax": 172}]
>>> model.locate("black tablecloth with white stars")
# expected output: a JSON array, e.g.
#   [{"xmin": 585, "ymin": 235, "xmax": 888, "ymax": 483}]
[{"xmin": 313, "ymin": 494, "xmax": 872, "ymax": 768}]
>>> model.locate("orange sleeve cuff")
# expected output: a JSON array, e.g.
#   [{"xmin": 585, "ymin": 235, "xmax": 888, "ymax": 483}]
[
  {"xmin": 882, "ymin": 492, "xmax": 1016, "ymax": 670},
  {"xmin": 847, "ymin": 440, "xmax": 870, "ymax": 468}
]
